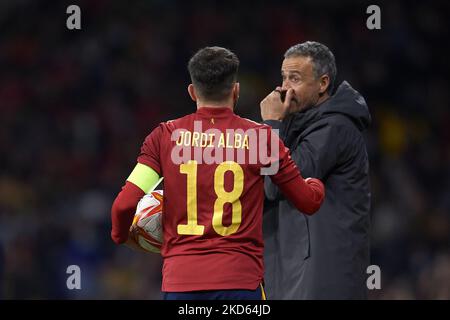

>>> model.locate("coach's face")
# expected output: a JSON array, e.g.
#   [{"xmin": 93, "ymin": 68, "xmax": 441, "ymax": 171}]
[{"xmin": 281, "ymin": 56, "xmax": 328, "ymax": 112}]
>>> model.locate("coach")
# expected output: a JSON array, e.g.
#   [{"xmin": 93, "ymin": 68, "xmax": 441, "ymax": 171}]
[{"xmin": 260, "ymin": 41, "xmax": 371, "ymax": 299}]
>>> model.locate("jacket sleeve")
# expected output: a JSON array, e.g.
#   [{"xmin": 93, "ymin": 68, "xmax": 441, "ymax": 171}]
[
  {"xmin": 264, "ymin": 120, "xmax": 339, "ymax": 201},
  {"xmin": 264, "ymin": 127, "xmax": 325, "ymax": 214},
  {"xmin": 263, "ymin": 121, "xmax": 284, "ymax": 201},
  {"xmin": 292, "ymin": 122, "xmax": 338, "ymax": 179}
]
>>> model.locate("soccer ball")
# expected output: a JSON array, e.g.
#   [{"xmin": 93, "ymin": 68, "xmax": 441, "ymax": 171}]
[{"xmin": 130, "ymin": 190, "xmax": 163, "ymax": 253}]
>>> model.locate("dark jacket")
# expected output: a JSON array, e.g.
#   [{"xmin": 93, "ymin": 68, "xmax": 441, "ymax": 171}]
[{"xmin": 263, "ymin": 81, "xmax": 371, "ymax": 299}]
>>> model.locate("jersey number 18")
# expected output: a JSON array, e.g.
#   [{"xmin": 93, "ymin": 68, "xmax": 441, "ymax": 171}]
[{"xmin": 178, "ymin": 160, "xmax": 244, "ymax": 237}]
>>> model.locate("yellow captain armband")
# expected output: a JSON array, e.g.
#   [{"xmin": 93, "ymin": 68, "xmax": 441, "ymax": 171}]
[{"xmin": 127, "ymin": 163, "xmax": 162, "ymax": 193}]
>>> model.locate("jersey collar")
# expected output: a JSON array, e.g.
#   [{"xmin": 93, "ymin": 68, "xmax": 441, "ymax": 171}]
[{"xmin": 196, "ymin": 106, "xmax": 234, "ymax": 118}]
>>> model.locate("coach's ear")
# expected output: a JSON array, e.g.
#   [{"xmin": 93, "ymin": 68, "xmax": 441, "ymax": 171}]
[
  {"xmin": 188, "ymin": 84, "xmax": 197, "ymax": 102},
  {"xmin": 318, "ymin": 74, "xmax": 330, "ymax": 96}
]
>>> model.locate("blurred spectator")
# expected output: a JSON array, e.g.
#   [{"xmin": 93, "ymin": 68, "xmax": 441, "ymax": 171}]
[{"xmin": 0, "ymin": 243, "xmax": 3, "ymax": 298}]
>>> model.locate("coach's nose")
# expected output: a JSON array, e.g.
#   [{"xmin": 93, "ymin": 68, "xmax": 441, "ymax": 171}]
[{"xmin": 281, "ymin": 81, "xmax": 291, "ymax": 91}]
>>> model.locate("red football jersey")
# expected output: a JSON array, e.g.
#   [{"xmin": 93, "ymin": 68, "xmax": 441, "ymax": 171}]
[{"xmin": 137, "ymin": 106, "xmax": 302, "ymax": 292}]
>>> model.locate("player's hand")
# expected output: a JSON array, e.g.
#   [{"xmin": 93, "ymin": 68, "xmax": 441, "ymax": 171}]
[
  {"xmin": 305, "ymin": 177, "xmax": 325, "ymax": 205},
  {"xmin": 125, "ymin": 227, "xmax": 147, "ymax": 252},
  {"xmin": 260, "ymin": 87, "xmax": 296, "ymax": 121}
]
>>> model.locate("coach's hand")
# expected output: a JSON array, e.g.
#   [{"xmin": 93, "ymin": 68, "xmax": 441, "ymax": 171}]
[{"xmin": 260, "ymin": 87, "xmax": 296, "ymax": 121}]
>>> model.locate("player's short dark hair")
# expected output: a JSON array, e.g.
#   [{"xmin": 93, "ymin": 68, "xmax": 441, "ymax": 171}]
[
  {"xmin": 188, "ymin": 46, "xmax": 239, "ymax": 102},
  {"xmin": 284, "ymin": 41, "xmax": 337, "ymax": 94}
]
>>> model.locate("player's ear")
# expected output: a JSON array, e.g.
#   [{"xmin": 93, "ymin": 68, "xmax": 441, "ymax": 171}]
[
  {"xmin": 233, "ymin": 82, "xmax": 240, "ymax": 101},
  {"xmin": 188, "ymin": 84, "xmax": 197, "ymax": 102}
]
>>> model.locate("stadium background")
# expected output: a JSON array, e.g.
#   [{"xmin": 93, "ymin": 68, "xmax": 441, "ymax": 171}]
[{"xmin": 0, "ymin": 0, "xmax": 449, "ymax": 299}]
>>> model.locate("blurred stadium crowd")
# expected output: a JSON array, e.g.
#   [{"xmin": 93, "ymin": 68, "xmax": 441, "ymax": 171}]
[{"xmin": 0, "ymin": 0, "xmax": 449, "ymax": 299}]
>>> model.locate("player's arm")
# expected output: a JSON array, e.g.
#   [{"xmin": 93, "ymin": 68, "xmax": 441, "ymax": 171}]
[
  {"xmin": 111, "ymin": 164, "xmax": 161, "ymax": 244},
  {"xmin": 111, "ymin": 125, "xmax": 164, "ymax": 245},
  {"xmin": 266, "ymin": 129, "xmax": 325, "ymax": 215}
]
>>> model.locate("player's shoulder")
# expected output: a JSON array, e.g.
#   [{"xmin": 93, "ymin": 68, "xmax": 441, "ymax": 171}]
[
  {"xmin": 154, "ymin": 113, "xmax": 194, "ymax": 132},
  {"xmin": 234, "ymin": 114, "xmax": 270, "ymax": 131}
]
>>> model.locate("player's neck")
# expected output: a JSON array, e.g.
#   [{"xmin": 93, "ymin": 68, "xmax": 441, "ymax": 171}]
[{"xmin": 196, "ymin": 101, "xmax": 233, "ymax": 111}]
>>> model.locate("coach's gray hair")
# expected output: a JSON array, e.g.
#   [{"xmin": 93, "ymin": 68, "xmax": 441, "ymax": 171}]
[{"xmin": 284, "ymin": 41, "xmax": 337, "ymax": 94}]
